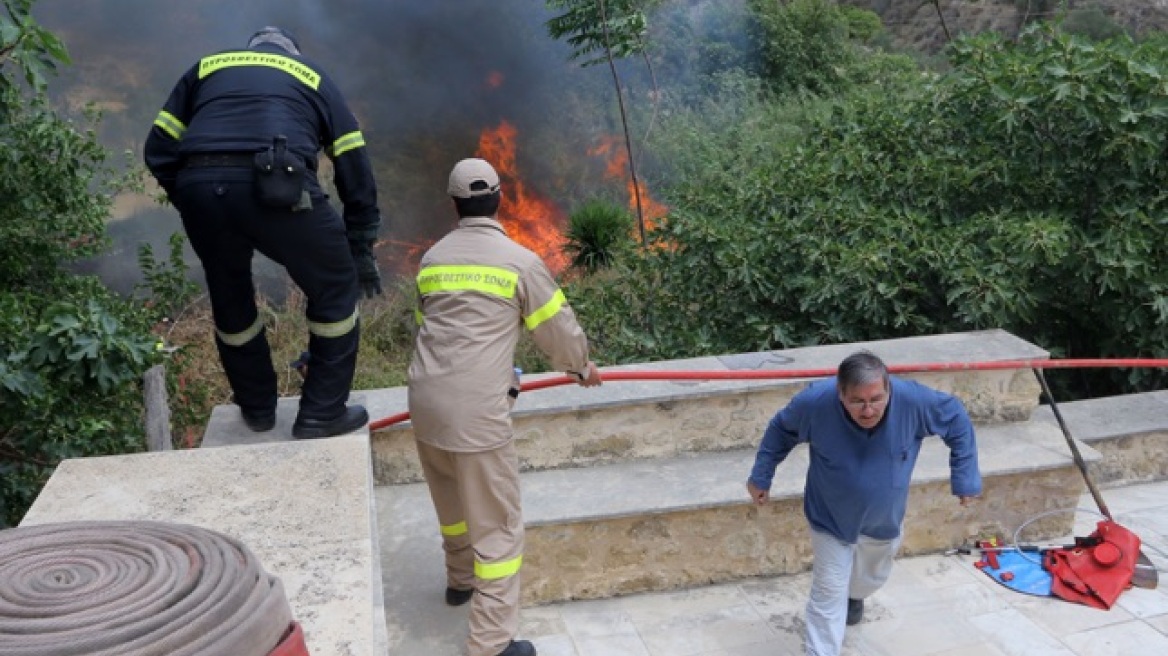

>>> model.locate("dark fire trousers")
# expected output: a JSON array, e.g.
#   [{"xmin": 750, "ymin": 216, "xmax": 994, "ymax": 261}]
[{"xmin": 171, "ymin": 164, "xmax": 360, "ymax": 421}]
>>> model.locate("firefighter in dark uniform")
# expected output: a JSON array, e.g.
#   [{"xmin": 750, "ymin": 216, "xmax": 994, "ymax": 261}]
[{"xmin": 144, "ymin": 26, "xmax": 381, "ymax": 438}]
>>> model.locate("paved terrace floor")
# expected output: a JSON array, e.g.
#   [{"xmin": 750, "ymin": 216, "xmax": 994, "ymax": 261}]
[{"xmin": 402, "ymin": 480, "xmax": 1168, "ymax": 656}]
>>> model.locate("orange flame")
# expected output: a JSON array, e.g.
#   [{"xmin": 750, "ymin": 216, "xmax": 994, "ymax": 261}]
[
  {"xmin": 476, "ymin": 120, "xmax": 568, "ymax": 272},
  {"xmin": 486, "ymin": 71, "xmax": 504, "ymax": 90},
  {"xmin": 588, "ymin": 135, "xmax": 668, "ymax": 231}
]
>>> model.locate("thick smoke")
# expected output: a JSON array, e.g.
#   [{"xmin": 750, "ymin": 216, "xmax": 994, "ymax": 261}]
[{"xmin": 32, "ymin": 0, "xmax": 630, "ymax": 294}]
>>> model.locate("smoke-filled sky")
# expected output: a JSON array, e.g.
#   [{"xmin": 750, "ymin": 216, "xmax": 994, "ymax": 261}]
[{"xmin": 32, "ymin": 0, "xmax": 649, "ymax": 292}]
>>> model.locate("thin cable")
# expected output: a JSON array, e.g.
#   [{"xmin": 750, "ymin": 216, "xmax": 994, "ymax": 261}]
[{"xmin": 1010, "ymin": 506, "xmax": 1104, "ymax": 567}]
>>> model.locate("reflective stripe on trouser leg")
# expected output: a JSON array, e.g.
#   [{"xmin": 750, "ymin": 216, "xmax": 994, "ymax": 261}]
[
  {"xmin": 297, "ymin": 311, "xmax": 359, "ymax": 419},
  {"xmin": 259, "ymin": 194, "xmax": 362, "ymax": 421},
  {"xmin": 214, "ymin": 318, "xmax": 277, "ymax": 416},
  {"xmin": 415, "ymin": 440, "xmax": 474, "ymax": 590},
  {"xmin": 805, "ymin": 527, "xmax": 853, "ymax": 656},
  {"xmin": 459, "ymin": 442, "xmax": 524, "ymax": 656},
  {"xmin": 848, "ymin": 532, "xmax": 901, "ymax": 600}
]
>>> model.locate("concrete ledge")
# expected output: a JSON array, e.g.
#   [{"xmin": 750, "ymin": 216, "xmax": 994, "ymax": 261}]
[
  {"xmin": 370, "ymin": 329, "xmax": 1047, "ymax": 485},
  {"xmin": 1031, "ymin": 390, "xmax": 1168, "ymax": 487},
  {"xmin": 201, "ymin": 392, "xmax": 371, "ymax": 448},
  {"xmin": 20, "ymin": 436, "xmax": 386, "ymax": 656},
  {"xmin": 376, "ymin": 420, "xmax": 1096, "ymax": 606}
]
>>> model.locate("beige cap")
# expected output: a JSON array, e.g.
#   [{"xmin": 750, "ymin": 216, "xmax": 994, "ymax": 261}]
[{"xmin": 447, "ymin": 158, "xmax": 501, "ymax": 198}]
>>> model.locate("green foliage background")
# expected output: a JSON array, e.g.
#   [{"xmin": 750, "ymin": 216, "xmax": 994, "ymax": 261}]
[
  {"xmin": 569, "ymin": 3, "xmax": 1168, "ymax": 401},
  {"xmin": 4, "ymin": 0, "xmax": 1168, "ymax": 526}
]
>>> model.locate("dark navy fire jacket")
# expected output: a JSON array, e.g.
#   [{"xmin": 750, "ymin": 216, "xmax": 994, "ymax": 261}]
[{"xmin": 144, "ymin": 43, "xmax": 380, "ymax": 230}]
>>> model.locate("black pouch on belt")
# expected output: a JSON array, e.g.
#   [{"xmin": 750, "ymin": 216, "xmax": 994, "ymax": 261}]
[{"xmin": 253, "ymin": 135, "xmax": 310, "ymax": 211}]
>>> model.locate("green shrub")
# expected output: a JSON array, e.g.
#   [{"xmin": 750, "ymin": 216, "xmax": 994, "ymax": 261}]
[{"xmin": 563, "ymin": 200, "xmax": 635, "ymax": 273}]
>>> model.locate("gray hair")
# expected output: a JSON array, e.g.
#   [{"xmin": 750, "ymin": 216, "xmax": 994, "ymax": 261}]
[
  {"xmin": 836, "ymin": 350, "xmax": 889, "ymax": 391},
  {"xmin": 247, "ymin": 26, "xmax": 300, "ymax": 55}
]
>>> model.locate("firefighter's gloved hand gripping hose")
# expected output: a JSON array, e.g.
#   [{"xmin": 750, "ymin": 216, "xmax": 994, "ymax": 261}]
[{"xmin": 0, "ymin": 521, "xmax": 310, "ymax": 655}]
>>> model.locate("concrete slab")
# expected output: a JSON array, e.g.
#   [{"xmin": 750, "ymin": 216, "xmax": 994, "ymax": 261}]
[
  {"xmin": 20, "ymin": 435, "xmax": 383, "ymax": 656},
  {"xmin": 205, "ymin": 329, "xmax": 1048, "ymax": 450},
  {"xmin": 201, "ymin": 392, "xmax": 371, "ymax": 448},
  {"xmin": 378, "ymin": 480, "xmax": 1168, "ymax": 656},
  {"xmin": 377, "ymin": 420, "xmax": 1098, "ymax": 607},
  {"xmin": 366, "ymin": 330, "xmax": 1049, "ymax": 485},
  {"xmin": 1031, "ymin": 391, "xmax": 1168, "ymax": 486}
]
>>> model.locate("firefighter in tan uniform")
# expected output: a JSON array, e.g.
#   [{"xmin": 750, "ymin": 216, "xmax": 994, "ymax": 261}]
[{"xmin": 408, "ymin": 158, "xmax": 602, "ymax": 656}]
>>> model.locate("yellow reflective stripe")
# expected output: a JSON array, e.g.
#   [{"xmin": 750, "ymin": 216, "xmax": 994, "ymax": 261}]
[
  {"xmin": 475, "ymin": 555, "xmax": 522, "ymax": 580},
  {"xmin": 331, "ymin": 131, "xmax": 366, "ymax": 157},
  {"xmin": 524, "ymin": 289, "xmax": 566, "ymax": 331},
  {"xmin": 154, "ymin": 110, "xmax": 186, "ymax": 140},
  {"xmin": 198, "ymin": 51, "xmax": 321, "ymax": 90},
  {"xmin": 417, "ymin": 265, "xmax": 518, "ymax": 299},
  {"xmin": 216, "ymin": 316, "xmax": 264, "ymax": 347},
  {"xmin": 307, "ymin": 308, "xmax": 358, "ymax": 338},
  {"xmin": 440, "ymin": 521, "xmax": 467, "ymax": 537}
]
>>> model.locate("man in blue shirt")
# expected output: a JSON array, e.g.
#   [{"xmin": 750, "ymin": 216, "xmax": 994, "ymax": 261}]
[{"xmin": 747, "ymin": 351, "xmax": 981, "ymax": 656}]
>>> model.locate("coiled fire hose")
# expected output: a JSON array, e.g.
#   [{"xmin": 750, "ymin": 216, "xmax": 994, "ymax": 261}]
[
  {"xmin": 369, "ymin": 357, "xmax": 1168, "ymax": 430},
  {"xmin": 0, "ymin": 521, "xmax": 308, "ymax": 656}
]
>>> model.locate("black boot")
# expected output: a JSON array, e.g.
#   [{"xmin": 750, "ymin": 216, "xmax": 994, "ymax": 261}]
[
  {"xmin": 846, "ymin": 597, "xmax": 864, "ymax": 626},
  {"xmin": 445, "ymin": 587, "xmax": 473, "ymax": 606},
  {"xmin": 497, "ymin": 640, "xmax": 535, "ymax": 656},
  {"xmin": 292, "ymin": 405, "xmax": 368, "ymax": 439},
  {"xmin": 241, "ymin": 409, "xmax": 276, "ymax": 432}
]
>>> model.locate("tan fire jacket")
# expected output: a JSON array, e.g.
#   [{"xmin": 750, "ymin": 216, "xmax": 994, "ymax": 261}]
[{"xmin": 407, "ymin": 216, "xmax": 590, "ymax": 452}]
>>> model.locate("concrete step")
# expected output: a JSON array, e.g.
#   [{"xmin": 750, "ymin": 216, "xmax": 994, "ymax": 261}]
[
  {"xmin": 376, "ymin": 418, "xmax": 1096, "ymax": 610},
  {"xmin": 366, "ymin": 329, "xmax": 1048, "ymax": 485},
  {"xmin": 1031, "ymin": 389, "xmax": 1168, "ymax": 488}
]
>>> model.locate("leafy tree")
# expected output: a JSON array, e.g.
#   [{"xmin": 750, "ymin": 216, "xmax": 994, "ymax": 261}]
[
  {"xmin": 747, "ymin": 0, "xmax": 856, "ymax": 96},
  {"xmin": 1, "ymin": 0, "xmax": 160, "ymax": 527},
  {"xmin": 546, "ymin": 0, "xmax": 662, "ymax": 243}
]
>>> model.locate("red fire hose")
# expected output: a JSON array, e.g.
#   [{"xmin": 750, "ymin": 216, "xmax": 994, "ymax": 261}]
[{"xmin": 369, "ymin": 357, "xmax": 1168, "ymax": 431}]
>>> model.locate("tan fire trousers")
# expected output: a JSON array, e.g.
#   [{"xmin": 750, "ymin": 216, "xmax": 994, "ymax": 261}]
[{"xmin": 416, "ymin": 439, "xmax": 525, "ymax": 656}]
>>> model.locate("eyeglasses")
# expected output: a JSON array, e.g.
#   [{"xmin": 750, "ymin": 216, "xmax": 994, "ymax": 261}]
[{"xmin": 842, "ymin": 396, "xmax": 888, "ymax": 412}]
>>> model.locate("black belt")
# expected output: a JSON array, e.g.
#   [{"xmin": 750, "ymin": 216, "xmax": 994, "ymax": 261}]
[{"xmin": 184, "ymin": 153, "xmax": 255, "ymax": 168}]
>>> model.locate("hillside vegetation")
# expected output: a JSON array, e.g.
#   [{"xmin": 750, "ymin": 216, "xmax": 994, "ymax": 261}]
[
  {"xmin": 854, "ymin": 0, "xmax": 1168, "ymax": 52},
  {"xmin": 4, "ymin": 0, "xmax": 1168, "ymax": 528}
]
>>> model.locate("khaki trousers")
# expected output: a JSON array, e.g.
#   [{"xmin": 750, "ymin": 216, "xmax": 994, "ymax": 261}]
[{"xmin": 416, "ymin": 439, "xmax": 524, "ymax": 656}]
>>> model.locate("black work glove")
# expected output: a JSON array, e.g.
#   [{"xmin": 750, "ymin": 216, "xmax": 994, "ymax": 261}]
[
  {"xmin": 348, "ymin": 225, "xmax": 382, "ymax": 298},
  {"xmin": 352, "ymin": 247, "xmax": 382, "ymax": 298}
]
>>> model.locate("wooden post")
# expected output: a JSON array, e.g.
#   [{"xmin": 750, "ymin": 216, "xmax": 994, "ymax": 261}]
[{"xmin": 143, "ymin": 365, "xmax": 173, "ymax": 451}]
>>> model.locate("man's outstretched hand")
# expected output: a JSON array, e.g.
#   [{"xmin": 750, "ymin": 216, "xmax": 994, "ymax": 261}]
[{"xmin": 747, "ymin": 481, "xmax": 770, "ymax": 506}]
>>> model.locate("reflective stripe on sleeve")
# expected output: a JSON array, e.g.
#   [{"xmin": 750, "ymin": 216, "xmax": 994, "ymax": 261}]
[
  {"xmin": 440, "ymin": 521, "xmax": 467, "ymax": 537},
  {"xmin": 331, "ymin": 131, "xmax": 366, "ymax": 157},
  {"xmin": 216, "ymin": 316, "xmax": 264, "ymax": 347},
  {"xmin": 417, "ymin": 265, "xmax": 518, "ymax": 299},
  {"xmin": 307, "ymin": 308, "xmax": 359, "ymax": 339},
  {"xmin": 198, "ymin": 51, "xmax": 321, "ymax": 89},
  {"xmin": 523, "ymin": 289, "xmax": 566, "ymax": 331},
  {"xmin": 475, "ymin": 554, "xmax": 523, "ymax": 581},
  {"xmin": 153, "ymin": 110, "xmax": 186, "ymax": 140}
]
